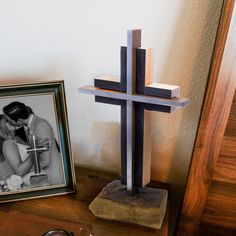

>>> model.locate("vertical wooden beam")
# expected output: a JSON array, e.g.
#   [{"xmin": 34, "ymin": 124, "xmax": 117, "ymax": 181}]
[
  {"xmin": 176, "ymin": 0, "xmax": 236, "ymax": 235},
  {"xmin": 135, "ymin": 48, "xmax": 153, "ymax": 187},
  {"xmin": 126, "ymin": 99, "xmax": 136, "ymax": 194},
  {"xmin": 126, "ymin": 29, "xmax": 141, "ymax": 95},
  {"xmin": 126, "ymin": 29, "xmax": 141, "ymax": 194}
]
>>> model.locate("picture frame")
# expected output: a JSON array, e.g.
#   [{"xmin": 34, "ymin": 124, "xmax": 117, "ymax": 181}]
[{"xmin": 0, "ymin": 80, "xmax": 76, "ymax": 203}]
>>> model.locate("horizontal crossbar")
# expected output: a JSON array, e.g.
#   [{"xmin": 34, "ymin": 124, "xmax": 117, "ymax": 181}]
[{"xmin": 79, "ymin": 85, "xmax": 190, "ymax": 108}]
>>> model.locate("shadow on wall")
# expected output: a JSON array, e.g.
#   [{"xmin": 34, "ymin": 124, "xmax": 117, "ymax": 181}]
[
  {"xmin": 150, "ymin": 0, "xmax": 224, "ymax": 235},
  {"xmin": 73, "ymin": 122, "xmax": 121, "ymax": 173}
]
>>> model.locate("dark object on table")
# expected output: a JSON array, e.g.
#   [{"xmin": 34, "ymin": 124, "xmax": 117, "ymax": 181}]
[
  {"xmin": 43, "ymin": 228, "xmax": 94, "ymax": 236},
  {"xmin": 0, "ymin": 210, "xmax": 93, "ymax": 236},
  {"xmin": 42, "ymin": 229, "xmax": 74, "ymax": 236}
]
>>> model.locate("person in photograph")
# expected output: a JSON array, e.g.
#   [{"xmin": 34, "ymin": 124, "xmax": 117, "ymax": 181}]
[
  {"xmin": 3, "ymin": 102, "xmax": 64, "ymax": 185},
  {"xmin": 0, "ymin": 114, "xmax": 32, "ymax": 180},
  {"xmin": 0, "ymin": 133, "xmax": 14, "ymax": 181}
]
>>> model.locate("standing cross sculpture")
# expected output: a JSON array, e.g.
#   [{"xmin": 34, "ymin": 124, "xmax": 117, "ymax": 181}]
[
  {"xmin": 27, "ymin": 134, "xmax": 48, "ymax": 185},
  {"xmin": 79, "ymin": 29, "xmax": 189, "ymax": 195}
]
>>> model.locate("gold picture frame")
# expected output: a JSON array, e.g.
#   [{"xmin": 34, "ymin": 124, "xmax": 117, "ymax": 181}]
[{"xmin": 0, "ymin": 80, "xmax": 76, "ymax": 203}]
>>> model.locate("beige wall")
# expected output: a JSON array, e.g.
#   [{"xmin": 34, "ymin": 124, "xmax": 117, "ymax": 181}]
[{"xmin": 0, "ymin": 0, "xmax": 223, "ymax": 229}]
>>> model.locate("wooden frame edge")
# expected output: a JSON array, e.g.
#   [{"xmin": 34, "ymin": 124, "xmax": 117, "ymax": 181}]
[{"xmin": 176, "ymin": 0, "xmax": 236, "ymax": 235}]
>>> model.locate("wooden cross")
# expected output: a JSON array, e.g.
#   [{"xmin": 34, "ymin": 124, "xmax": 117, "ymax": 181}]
[
  {"xmin": 79, "ymin": 29, "xmax": 189, "ymax": 195},
  {"xmin": 27, "ymin": 134, "xmax": 48, "ymax": 185},
  {"xmin": 27, "ymin": 134, "xmax": 47, "ymax": 174}
]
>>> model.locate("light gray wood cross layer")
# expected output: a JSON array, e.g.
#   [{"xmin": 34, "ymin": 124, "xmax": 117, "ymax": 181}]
[
  {"xmin": 79, "ymin": 85, "xmax": 189, "ymax": 108},
  {"xmin": 126, "ymin": 30, "xmax": 141, "ymax": 194}
]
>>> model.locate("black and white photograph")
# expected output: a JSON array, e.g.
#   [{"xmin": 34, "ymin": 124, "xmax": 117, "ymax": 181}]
[{"xmin": 0, "ymin": 81, "xmax": 75, "ymax": 203}]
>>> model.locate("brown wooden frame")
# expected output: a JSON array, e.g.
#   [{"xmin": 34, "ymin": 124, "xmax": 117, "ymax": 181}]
[{"xmin": 176, "ymin": 0, "xmax": 236, "ymax": 235}]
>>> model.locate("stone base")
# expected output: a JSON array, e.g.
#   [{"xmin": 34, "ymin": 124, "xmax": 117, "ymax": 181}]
[
  {"xmin": 89, "ymin": 180, "xmax": 168, "ymax": 229},
  {"xmin": 30, "ymin": 174, "xmax": 48, "ymax": 186}
]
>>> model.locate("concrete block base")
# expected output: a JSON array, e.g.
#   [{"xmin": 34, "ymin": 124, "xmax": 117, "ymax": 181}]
[{"xmin": 89, "ymin": 180, "xmax": 168, "ymax": 229}]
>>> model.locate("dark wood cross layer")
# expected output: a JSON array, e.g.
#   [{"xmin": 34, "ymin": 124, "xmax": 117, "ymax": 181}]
[{"xmin": 79, "ymin": 29, "xmax": 189, "ymax": 195}]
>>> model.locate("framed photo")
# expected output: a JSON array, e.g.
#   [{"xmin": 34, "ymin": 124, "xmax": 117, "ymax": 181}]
[{"xmin": 0, "ymin": 80, "xmax": 76, "ymax": 203}]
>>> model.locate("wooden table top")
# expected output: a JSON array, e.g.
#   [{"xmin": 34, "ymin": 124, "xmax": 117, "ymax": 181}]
[{"xmin": 0, "ymin": 167, "xmax": 168, "ymax": 236}]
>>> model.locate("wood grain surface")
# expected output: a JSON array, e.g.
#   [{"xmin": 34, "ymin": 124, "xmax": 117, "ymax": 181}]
[
  {"xmin": 0, "ymin": 167, "xmax": 169, "ymax": 236},
  {"xmin": 213, "ymin": 137, "xmax": 236, "ymax": 184},
  {"xmin": 196, "ymin": 91, "xmax": 236, "ymax": 236},
  {"xmin": 176, "ymin": 0, "xmax": 236, "ymax": 235}
]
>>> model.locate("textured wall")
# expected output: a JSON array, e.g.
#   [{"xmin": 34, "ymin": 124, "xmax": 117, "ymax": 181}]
[
  {"xmin": 0, "ymin": 0, "xmax": 223, "ymax": 233},
  {"xmin": 0, "ymin": 0, "xmax": 223, "ymax": 188}
]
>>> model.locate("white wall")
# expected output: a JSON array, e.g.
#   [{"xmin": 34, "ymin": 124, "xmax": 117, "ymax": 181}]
[{"xmin": 0, "ymin": 0, "xmax": 223, "ymax": 232}]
